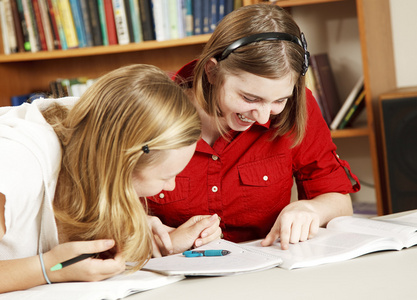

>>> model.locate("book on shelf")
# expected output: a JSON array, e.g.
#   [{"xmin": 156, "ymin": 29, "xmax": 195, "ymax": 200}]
[
  {"xmin": 168, "ymin": 0, "xmax": 179, "ymax": 40},
  {"xmin": 151, "ymin": 0, "xmax": 167, "ymax": 41},
  {"xmin": 13, "ymin": 0, "xmax": 32, "ymax": 51},
  {"xmin": 184, "ymin": 0, "xmax": 193, "ymax": 36},
  {"xmin": 38, "ymin": 0, "xmax": 55, "ymax": 50},
  {"xmin": 138, "ymin": 0, "xmax": 154, "ymax": 41},
  {"xmin": 9, "ymin": 0, "xmax": 24, "ymax": 52},
  {"xmin": 234, "ymin": 0, "xmax": 243, "ymax": 10},
  {"xmin": 112, "ymin": 0, "xmax": 129, "ymax": 44},
  {"xmin": 56, "ymin": 0, "xmax": 78, "ymax": 48},
  {"xmin": 45, "ymin": 0, "xmax": 61, "ymax": 50},
  {"xmin": 310, "ymin": 53, "xmax": 341, "ymax": 127},
  {"xmin": 176, "ymin": 0, "xmax": 186, "ymax": 39},
  {"xmin": 31, "ymin": 0, "xmax": 48, "ymax": 51},
  {"xmin": 87, "ymin": 0, "xmax": 103, "ymax": 46},
  {"xmin": 78, "ymin": 0, "xmax": 94, "ymax": 47},
  {"xmin": 330, "ymin": 75, "xmax": 364, "ymax": 130},
  {"xmin": 192, "ymin": 0, "xmax": 202, "ymax": 35},
  {"xmin": 202, "ymin": 0, "xmax": 209, "ymax": 34},
  {"xmin": 209, "ymin": 0, "xmax": 217, "ymax": 33},
  {"xmin": 337, "ymin": 88, "xmax": 366, "ymax": 129},
  {"xmin": 21, "ymin": 0, "xmax": 40, "ymax": 52},
  {"xmin": 305, "ymin": 67, "xmax": 326, "ymax": 119},
  {"xmin": 34, "ymin": 0, "xmax": 48, "ymax": 50},
  {"xmin": 4, "ymin": 0, "xmax": 20, "ymax": 53},
  {"xmin": 10, "ymin": 92, "xmax": 45, "ymax": 106},
  {"xmin": 54, "ymin": 78, "xmax": 70, "ymax": 97},
  {"xmin": 39, "ymin": 0, "xmax": 59, "ymax": 50},
  {"xmin": 99, "ymin": 0, "xmax": 118, "ymax": 45},
  {"xmin": 49, "ymin": 76, "xmax": 95, "ymax": 97},
  {"xmin": 49, "ymin": 0, "xmax": 67, "ymax": 49},
  {"xmin": 96, "ymin": 0, "xmax": 108, "ymax": 45},
  {"xmin": 0, "ymin": 0, "xmax": 11, "ymax": 55},
  {"xmin": 126, "ymin": 0, "xmax": 143, "ymax": 43},
  {"xmin": 69, "ymin": 0, "xmax": 87, "ymax": 47},
  {"xmin": 225, "ymin": 0, "xmax": 234, "ymax": 15}
]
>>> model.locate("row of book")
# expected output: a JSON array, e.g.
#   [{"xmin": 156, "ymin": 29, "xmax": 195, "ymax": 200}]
[
  {"xmin": 0, "ymin": 0, "xmax": 241, "ymax": 54},
  {"xmin": 305, "ymin": 53, "xmax": 365, "ymax": 130},
  {"xmin": 10, "ymin": 76, "xmax": 96, "ymax": 105},
  {"xmin": 49, "ymin": 76, "xmax": 97, "ymax": 97}
]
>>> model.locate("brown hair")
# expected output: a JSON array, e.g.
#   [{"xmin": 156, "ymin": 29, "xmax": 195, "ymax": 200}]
[{"xmin": 193, "ymin": 3, "xmax": 307, "ymax": 146}]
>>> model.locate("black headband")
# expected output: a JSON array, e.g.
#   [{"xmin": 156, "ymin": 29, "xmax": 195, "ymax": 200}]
[{"xmin": 216, "ymin": 32, "xmax": 310, "ymax": 76}]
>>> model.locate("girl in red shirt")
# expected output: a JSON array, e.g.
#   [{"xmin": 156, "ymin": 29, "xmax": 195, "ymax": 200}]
[{"xmin": 148, "ymin": 4, "xmax": 360, "ymax": 250}]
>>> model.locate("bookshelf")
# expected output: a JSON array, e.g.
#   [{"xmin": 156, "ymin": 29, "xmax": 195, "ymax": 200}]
[{"xmin": 0, "ymin": 0, "xmax": 389, "ymax": 214}]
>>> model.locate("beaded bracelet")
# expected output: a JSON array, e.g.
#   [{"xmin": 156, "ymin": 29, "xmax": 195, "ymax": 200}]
[{"xmin": 39, "ymin": 253, "xmax": 52, "ymax": 284}]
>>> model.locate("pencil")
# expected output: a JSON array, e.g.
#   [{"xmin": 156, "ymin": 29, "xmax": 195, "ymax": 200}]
[{"xmin": 50, "ymin": 253, "xmax": 97, "ymax": 271}]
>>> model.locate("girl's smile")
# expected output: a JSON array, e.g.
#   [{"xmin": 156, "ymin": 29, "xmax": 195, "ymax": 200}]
[{"xmin": 219, "ymin": 71, "xmax": 296, "ymax": 131}]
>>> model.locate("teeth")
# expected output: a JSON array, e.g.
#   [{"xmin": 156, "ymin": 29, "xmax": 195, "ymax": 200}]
[{"xmin": 238, "ymin": 113, "xmax": 254, "ymax": 123}]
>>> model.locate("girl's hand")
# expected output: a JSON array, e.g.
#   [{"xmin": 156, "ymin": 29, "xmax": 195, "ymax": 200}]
[
  {"xmin": 147, "ymin": 215, "xmax": 174, "ymax": 257},
  {"xmin": 169, "ymin": 214, "xmax": 222, "ymax": 254},
  {"xmin": 261, "ymin": 201, "xmax": 320, "ymax": 250},
  {"xmin": 44, "ymin": 239, "xmax": 126, "ymax": 283},
  {"xmin": 261, "ymin": 193, "xmax": 352, "ymax": 250}
]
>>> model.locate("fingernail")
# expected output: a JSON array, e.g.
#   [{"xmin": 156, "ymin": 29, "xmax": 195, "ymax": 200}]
[
  {"xmin": 195, "ymin": 240, "xmax": 202, "ymax": 247},
  {"xmin": 201, "ymin": 232, "xmax": 208, "ymax": 238},
  {"xmin": 104, "ymin": 240, "xmax": 114, "ymax": 247}
]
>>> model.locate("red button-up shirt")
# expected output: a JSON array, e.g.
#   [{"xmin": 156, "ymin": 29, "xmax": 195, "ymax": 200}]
[{"xmin": 147, "ymin": 61, "xmax": 360, "ymax": 243}]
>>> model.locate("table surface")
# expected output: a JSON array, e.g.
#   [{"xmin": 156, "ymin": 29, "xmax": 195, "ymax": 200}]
[{"xmin": 128, "ymin": 212, "xmax": 417, "ymax": 300}]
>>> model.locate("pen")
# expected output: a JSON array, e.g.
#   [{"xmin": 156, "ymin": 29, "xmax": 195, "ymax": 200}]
[
  {"xmin": 50, "ymin": 253, "xmax": 97, "ymax": 271},
  {"xmin": 183, "ymin": 250, "xmax": 231, "ymax": 257}
]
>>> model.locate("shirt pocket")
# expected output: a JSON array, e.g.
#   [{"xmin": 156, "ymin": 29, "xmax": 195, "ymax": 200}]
[
  {"xmin": 237, "ymin": 155, "xmax": 293, "ymax": 213},
  {"xmin": 238, "ymin": 155, "xmax": 292, "ymax": 187}
]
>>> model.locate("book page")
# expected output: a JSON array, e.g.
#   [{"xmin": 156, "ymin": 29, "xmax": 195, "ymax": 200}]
[
  {"xmin": 327, "ymin": 215, "xmax": 417, "ymax": 247},
  {"xmin": 243, "ymin": 228, "xmax": 400, "ymax": 270},
  {"xmin": 383, "ymin": 210, "xmax": 417, "ymax": 227},
  {"xmin": 143, "ymin": 239, "xmax": 282, "ymax": 276},
  {"xmin": 0, "ymin": 270, "xmax": 184, "ymax": 300}
]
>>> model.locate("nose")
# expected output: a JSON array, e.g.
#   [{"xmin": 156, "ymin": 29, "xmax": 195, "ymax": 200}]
[
  {"xmin": 164, "ymin": 178, "xmax": 176, "ymax": 191},
  {"xmin": 252, "ymin": 104, "xmax": 271, "ymax": 125}
]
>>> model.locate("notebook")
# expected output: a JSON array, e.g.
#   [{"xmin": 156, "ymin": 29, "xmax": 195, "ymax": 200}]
[{"xmin": 142, "ymin": 239, "xmax": 283, "ymax": 276}]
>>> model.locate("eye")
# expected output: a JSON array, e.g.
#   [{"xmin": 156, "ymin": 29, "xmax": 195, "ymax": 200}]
[
  {"xmin": 275, "ymin": 98, "xmax": 289, "ymax": 104},
  {"xmin": 243, "ymin": 95, "xmax": 258, "ymax": 103}
]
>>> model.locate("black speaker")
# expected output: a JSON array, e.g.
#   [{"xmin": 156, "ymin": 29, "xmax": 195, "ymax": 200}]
[{"xmin": 380, "ymin": 91, "xmax": 417, "ymax": 213}]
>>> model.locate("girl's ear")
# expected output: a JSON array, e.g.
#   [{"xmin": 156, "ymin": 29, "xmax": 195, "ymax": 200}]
[{"xmin": 204, "ymin": 58, "xmax": 218, "ymax": 84}]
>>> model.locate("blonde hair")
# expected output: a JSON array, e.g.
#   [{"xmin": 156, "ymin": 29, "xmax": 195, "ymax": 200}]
[
  {"xmin": 193, "ymin": 4, "xmax": 307, "ymax": 146},
  {"xmin": 43, "ymin": 64, "xmax": 201, "ymax": 270}
]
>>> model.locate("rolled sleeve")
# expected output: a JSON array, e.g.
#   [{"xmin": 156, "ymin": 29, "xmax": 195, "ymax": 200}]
[{"xmin": 294, "ymin": 90, "xmax": 361, "ymax": 199}]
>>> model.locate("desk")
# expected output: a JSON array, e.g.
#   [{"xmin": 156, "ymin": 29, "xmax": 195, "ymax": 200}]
[
  {"xmin": 128, "ymin": 212, "xmax": 417, "ymax": 300},
  {"xmin": 128, "ymin": 248, "xmax": 417, "ymax": 300}
]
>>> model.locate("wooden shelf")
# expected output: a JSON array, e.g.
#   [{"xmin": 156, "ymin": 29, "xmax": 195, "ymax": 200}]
[
  {"xmin": 0, "ymin": 34, "xmax": 211, "ymax": 63},
  {"xmin": 331, "ymin": 127, "xmax": 370, "ymax": 139},
  {"xmin": 265, "ymin": 0, "xmax": 345, "ymax": 8}
]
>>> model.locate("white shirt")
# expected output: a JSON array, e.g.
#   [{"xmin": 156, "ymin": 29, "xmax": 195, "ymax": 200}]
[{"xmin": 0, "ymin": 97, "xmax": 77, "ymax": 258}]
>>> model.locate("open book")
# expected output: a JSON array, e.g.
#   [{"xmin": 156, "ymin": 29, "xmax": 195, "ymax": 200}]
[
  {"xmin": 0, "ymin": 270, "xmax": 184, "ymax": 300},
  {"xmin": 243, "ymin": 211, "xmax": 417, "ymax": 270},
  {"xmin": 144, "ymin": 211, "xmax": 417, "ymax": 274},
  {"xmin": 143, "ymin": 239, "xmax": 282, "ymax": 276}
]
